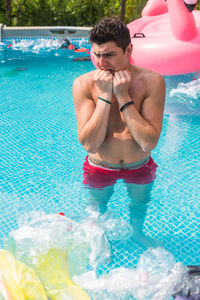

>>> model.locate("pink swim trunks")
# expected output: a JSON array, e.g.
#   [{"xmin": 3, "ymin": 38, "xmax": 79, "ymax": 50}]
[{"xmin": 83, "ymin": 156, "xmax": 158, "ymax": 189}]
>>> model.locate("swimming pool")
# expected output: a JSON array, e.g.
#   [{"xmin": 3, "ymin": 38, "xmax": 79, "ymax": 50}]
[{"xmin": 0, "ymin": 38, "xmax": 200, "ymax": 293}]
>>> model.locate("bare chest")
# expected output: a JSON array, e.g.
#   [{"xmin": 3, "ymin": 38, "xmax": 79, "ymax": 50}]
[{"xmin": 94, "ymin": 89, "xmax": 144, "ymax": 134}]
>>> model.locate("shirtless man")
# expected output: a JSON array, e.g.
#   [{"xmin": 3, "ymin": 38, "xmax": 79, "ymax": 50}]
[{"xmin": 73, "ymin": 17, "xmax": 165, "ymax": 247}]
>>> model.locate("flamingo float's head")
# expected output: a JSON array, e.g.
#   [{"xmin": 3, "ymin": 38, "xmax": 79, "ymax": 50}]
[
  {"xmin": 166, "ymin": 0, "xmax": 199, "ymax": 40},
  {"xmin": 165, "ymin": 0, "xmax": 198, "ymax": 12},
  {"xmin": 142, "ymin": 0, "xmax": 198, "ymax": 17}
]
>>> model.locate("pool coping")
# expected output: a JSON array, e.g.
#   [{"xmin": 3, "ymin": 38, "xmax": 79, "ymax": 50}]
[{"xmin": 0, "ymin": 24, "xmax": 92, "ymax": 41}]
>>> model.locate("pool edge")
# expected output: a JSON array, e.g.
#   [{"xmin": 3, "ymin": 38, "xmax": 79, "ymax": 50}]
[{"xmin": 0, "ymin": 25, "xmax": 92, "ymax": 41}]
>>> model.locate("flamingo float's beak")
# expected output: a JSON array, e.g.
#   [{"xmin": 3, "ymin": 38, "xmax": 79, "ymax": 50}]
[
  {"xmin": 184, "ymin": 0, "xmax": 197, "ymax": 12},
  {"xmin": 164, "ymin": 0, "xmax": 197, "ymax": 12}
]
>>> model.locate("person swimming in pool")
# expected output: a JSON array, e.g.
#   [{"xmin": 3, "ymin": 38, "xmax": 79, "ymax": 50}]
[{"xmin": 72, "ymin": 17, "xmax": 165, "ymax": 248}]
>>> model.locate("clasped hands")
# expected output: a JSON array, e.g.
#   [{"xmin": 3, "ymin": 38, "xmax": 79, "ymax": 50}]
[{"xmin": 94, "ymin": 69, "xmax": 132, "ymax": 102}]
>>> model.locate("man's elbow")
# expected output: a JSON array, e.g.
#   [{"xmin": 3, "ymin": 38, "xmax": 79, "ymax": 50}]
[
  {"xmin": 141, "ymin": 139, "xmax": 158, "ymax": 153},
  {"xmin": 79, "ymin": 137, "xmax": 98, "ymax": 154},
  {"xmin": 84, "ymin": 144, "xmax": 98, "ymax": 154}
]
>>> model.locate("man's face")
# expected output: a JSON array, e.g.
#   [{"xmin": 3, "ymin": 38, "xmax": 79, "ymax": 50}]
[{"xmin": 92, "ymin": 41, "xmax": 132, "ymax": 73}]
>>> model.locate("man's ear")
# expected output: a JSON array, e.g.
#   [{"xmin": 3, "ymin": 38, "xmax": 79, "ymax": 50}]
[{"xmin": 126, "ymin": 43, "xmax": 133, "ymax": 57}]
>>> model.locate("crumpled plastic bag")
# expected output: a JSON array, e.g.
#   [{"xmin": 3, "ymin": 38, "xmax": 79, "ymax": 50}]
[
  {"xmin": 0, "ymin": 249, "xmax": 47, "ymax": 300},
  {"xmin": 73, "ymin": 247, "xmax": 187, "ymax": 300}
]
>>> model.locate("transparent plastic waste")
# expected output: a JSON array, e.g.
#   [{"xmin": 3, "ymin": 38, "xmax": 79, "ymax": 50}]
[
  {"xmin": 0, "ymin": 249, "xmax": 47, "ymax": 300},
  {"xmin": 170, "ymin": 78, "xmax": 200, "ymax": 109},
  {"xmin": 4, "ymin": 212, "xmax": 78, "ymax": 267},
  {"xmin": 4, "ymin": 211, "xmax": 110, "ymax": 274},
  {"xmin": 85, "ymin": 206, "xmax": 133, "ymax": 241},
  {"xmin": 174, "ymin": 297, "xmax": 197, "ymax": 300},
  {"xmin": 4, "ymin": 211, "xmax": 199, "ymax": 300},
  {"xmin": 73, "ymin": 247, "xmax": 187, "ymax": 300},
  {"xmin": 3, "ymin": 211, "xmax": 112, "ymax": 299},
  {"xmin": 74, "ymin": 218, "xmax": 111, "ymax": 268},
  {"xmin": 11, "ymin": 39, "xmax": 63, "ymax": 53},
  {"xmin": 173, "ymin": 265, "xmax": 200, "ymax": 299},
  {"xmin": 134, "ymin": 247, "xmax": 186, "ymax": 300},
  {"xmin": 0, "ymin": 43, "xmax": 6, "ymax": 63}
]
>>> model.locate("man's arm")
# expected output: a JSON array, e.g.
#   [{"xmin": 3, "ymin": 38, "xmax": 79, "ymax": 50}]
[
  {"xmin": 113, "ymin": 70, "xmax": 165, "ymax": 152},
  {"xmin": 72, "ymin": 71, "xmax": 113, "ymax": 153}
]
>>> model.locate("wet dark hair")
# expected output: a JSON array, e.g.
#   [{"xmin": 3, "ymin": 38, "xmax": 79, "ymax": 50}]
[{"xmin": 90, "ymin": 17, "xmax": 131, "ymax": 52}]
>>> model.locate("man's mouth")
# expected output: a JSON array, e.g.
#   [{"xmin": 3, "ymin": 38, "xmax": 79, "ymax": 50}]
[
  {"xmin": 108, "ymin": 69, "xmax": 115, "ymax": 75},
  {"xmin": 100, "ymin": 67, "xmax": 115, "ymax": 74}
]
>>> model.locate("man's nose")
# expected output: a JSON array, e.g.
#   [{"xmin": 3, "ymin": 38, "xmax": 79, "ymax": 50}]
[{"xmin": 99, "ymin": 55, "xmax": 106, "ymax": 65}]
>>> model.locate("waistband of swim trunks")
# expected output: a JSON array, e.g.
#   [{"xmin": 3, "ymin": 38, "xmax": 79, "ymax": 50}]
[{"xmin": 88, "ymin": 156, "xmax": 150, "ymax": 171}]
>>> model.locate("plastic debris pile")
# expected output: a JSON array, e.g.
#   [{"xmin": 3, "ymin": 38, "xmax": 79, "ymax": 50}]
[
  {"xmin": 74, "ymin": 247, "xmax": 187, "ymax": 300},
  {"xmin": 10, "ymin": 39, "xmax": 63, "ymax": 53},
  {"xmin": 4, "ymin": 38, "xmax": 90, "ymax": 55},
  {"xmin": 0, "ymin": 211, "xmax": 199, "ymax": 299}
]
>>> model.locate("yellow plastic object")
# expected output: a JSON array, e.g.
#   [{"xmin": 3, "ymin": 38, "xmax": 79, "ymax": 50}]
[
  {"xmin": 0, "ymin": 276, "xmax": 14, "ymax": 300},
  {"xmin": 0, "ymin": 249, "xmax": 47, "ymax": 300},
  {"xmin": 35, "ymin": 248, "xmax": 91, "ymax": 300}
]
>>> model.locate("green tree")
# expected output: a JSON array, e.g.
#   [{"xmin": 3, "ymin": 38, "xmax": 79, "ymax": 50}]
[
  {"xmin": 5, "ymin": 0, "xmax": 12, "ymax": 25},
  {"xmin": 120, "ymin": 0, "xmax": 126, "ymax": 20},
  {"xmin": 2, "ymin": 0, "xmax": 200, "ymax": 27},
  {"xmin": 0, "ymin": 0, "xmax": 7, "ymax": 24}
]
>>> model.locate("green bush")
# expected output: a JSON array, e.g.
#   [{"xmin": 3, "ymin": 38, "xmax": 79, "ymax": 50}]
[{"xmin": 1, "ymin": 0, "xmax": 200, "ymax": 27}]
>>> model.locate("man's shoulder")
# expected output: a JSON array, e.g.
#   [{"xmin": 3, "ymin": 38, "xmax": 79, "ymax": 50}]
[
  {"xmin": 73, "ymin": 70, "xmax": 96, "ymax": 87},
  {"xmin": 134, "ymin": 65, "xmax": 164, "ymax": 82},
  {"xmin": 135, "ymin": 66, "xmax": 165, "ymax": 93},
  {"xmin": 72, "ymin": 70, "xmax": 96, "ymax": 100}
]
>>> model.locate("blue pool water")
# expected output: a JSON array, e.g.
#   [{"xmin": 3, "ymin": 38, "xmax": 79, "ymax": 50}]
[{"xmin": 0, "ymin": 40, "xmax": 200, "ymax": 278}]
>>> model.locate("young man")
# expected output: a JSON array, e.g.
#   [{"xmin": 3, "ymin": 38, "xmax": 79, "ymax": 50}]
[{"xmin": 73, "ymin": 17, "xmax": 165, "ymax": 247}]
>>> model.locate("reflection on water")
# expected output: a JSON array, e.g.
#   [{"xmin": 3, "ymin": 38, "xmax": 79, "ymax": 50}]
[{"xmin": 0, "ymin": 67, "xmax": 28, "ymax": 78}]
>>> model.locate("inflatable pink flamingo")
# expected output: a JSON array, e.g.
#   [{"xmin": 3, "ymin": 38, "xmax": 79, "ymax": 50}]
[{"xmin": 128, "ymin": 0, "xmax": 200, "ymax": 75}]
